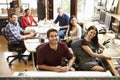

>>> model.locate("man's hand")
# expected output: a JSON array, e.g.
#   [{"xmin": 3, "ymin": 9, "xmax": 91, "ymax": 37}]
[{"xmin": 55, "ymin": 66, "xmax": 70, "ymax": 72}]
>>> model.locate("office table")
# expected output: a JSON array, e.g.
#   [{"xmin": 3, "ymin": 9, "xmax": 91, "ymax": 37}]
[
  {"xmin": 13, "ymin": 71, "xmax": 112, "ymax": 77},
  {"xmin": 0, "ymin": 14, "xmax": 8, "ymax": 19},
  {"xmin": 103, "ymin": 39, "xmax": 120, "ymax": 76},
  {"xmin": 109, "ymin": 13, "xmax": 120, "ymax": 31},
  {"xmin": 24, "ymin": 38, "xmax": 40, "ymax": 70}
]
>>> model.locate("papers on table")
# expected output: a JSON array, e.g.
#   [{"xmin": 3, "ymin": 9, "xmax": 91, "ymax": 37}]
[
  {"xmin": 25, "ymin": 26, "xmax": 60, "ymax": 33},
  {"xmin": 103, "ymin": 39, "xmax": 120, "ymax": 58},
  {"xmin": 114, "ymin": 39, "xmax": 120, "ymax": 46},
  {"xmin": 103, "ymin": 48, "xmax": 120, "ymax": 58},
  {"xmin": 25, "ymin": 39, "xmax": 39, "ymax": 43},
  {"xmin": 103, "ymin": 43, "xmax": 120, "ymax": 58}
]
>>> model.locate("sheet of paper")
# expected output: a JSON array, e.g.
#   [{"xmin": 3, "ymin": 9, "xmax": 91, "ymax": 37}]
[
  {"xmin": 25, "ymin": 39, "xmax": 39, "ymax": 43},
  {"xmin": 103, "ymin": 48, "xmax": 120, "ymax": 58}
]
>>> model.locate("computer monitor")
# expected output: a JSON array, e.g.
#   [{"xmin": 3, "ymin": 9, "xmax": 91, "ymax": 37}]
[
  {"xmin": 104, "ymin": 13, "xmax": 111, "ymax": 29},
  {"xmin": 99, "ymin": 10, "xmax": 106, "ymax": 24}
]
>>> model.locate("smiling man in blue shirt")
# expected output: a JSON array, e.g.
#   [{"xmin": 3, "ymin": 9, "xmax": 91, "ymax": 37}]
[{"xmin": 54, "ymin": 7, "xmax": 70, "ymax": 40}]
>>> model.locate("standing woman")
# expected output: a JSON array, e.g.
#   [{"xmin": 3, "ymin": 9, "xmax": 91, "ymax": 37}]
[
  {"xmin": 64, "ymin": 15, "xmax": 82, "ymax": 47},
  {"xmin": 78, "ymin": 26, "xmax": 111, "ymax": 71}
]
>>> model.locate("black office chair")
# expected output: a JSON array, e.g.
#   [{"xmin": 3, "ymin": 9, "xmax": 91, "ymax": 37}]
[
  {"xmin": 1, "ymin": 27, "xmax": 28, "ymax": 67},
  {"xmin": 71, "ymin": 39, "xmax": 82, "ymax": 71},
  {"xmin": 18, "ymin": 16, "xmax": 22, "ymax": 27},
  {"xmin": 35, "ymin": 43, "xmax": 46, "ymax": 70}
]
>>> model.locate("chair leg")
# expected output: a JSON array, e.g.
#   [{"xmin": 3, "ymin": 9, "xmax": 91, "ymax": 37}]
[
  {"xmin": 18, "ymin": 54, "xmax": 28, "ymax": 65},
  {"xmin": 9, "ymin": 56, "xmax": 19, "ymax": 66},
  {"xmin": 20, "ymin": 57, "xmax": 27, "ymax": 65},
  {"xmin": 7, "ymin": 53, "xmax": 28, "ymax": 66},
  {"xmin": 7, "ymin": 55, "xmax": 17, "ymax": 61}
]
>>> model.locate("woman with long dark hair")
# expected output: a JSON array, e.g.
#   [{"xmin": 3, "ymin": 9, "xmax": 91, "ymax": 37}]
[
  {"xmin": 77, "ymin": 25, "xmax": 111, "ymax": 71},
  {"xmin": 64, "ymin": 15, "xmax": 82, "ymax": 47}
]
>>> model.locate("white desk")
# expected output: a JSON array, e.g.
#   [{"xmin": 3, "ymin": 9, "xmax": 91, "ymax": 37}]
[
  {"xmin": 0, "ymin": 14, "xmax": 8, "ymax": 19},
  {"xmin": 26, "ymin": 26, "xmax": 60, "ymax": 33},
  {"xmin": 101, "ymin": 35, "xmax": 120, "ymax": 76},
  {"xmin": 103, "ymin": 39, "xmax": 120, "ymax": 58},
  {"xmin": 24, "ymin": 38, "xmax": 40, "ymax": 70},
  {"xmin": 13, "ymin": 71, "xmax": 112, "ymax": 77}
]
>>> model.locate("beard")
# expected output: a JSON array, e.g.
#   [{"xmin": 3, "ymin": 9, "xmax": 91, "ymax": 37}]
[{"xmin": 50, "ymin": 40, "xmax": 58, "ymax": 45}]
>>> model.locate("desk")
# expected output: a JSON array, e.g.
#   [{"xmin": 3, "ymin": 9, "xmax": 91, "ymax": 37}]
[
  {"xmin": 100, "ymin": 33, "xmax": 120, "ymax": 76},
  {"xmin": 0, "ymin": 14, "xmax": 8, "ymax": 19},
  {"xmin": 26, "ymin": 25, "xmax": 59, "ymax": 33},
  {"xmin": 24, "ymin": 38, "xmax": 49, "ymax": 70},
  {"xmin": 109, "ymin": 13, "xmax": 120, "ymax": 32},
  {"xmin": 13, "ymin": 71, "xmax": 112, "ymax": 77},
  {"xmin": 110, "ymin": 14, "xmax": 120, "ymax": 21}
]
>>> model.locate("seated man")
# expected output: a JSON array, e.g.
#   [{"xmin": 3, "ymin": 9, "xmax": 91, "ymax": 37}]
[
  {"xmin": 36, "ymin": 28, "xmax": 75, "ymax": 72},
  {"xmin": 5, "ymin": 13, "xmax": 36, "ymax": 60},
  {"xmin": 53, "ymin": 7, "xmax": 70, "ymax": 40}
]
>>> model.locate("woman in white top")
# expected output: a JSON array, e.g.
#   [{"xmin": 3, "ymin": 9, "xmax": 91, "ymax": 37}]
[{"xmin": 64, "ymin": 15, "xmax": 82, "ymax": 47}]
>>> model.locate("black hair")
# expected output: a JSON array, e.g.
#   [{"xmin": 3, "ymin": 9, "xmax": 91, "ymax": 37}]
[
  {"xmin": 87, "ymin": 25, "xmax": 99, "ymax": 49},
  {"xmin": 9, "ymin": 13, "xmax": 17, "ymax": 18},
  {"xmin": 47, "ymin": 28, "xmax": 58, "ymax": 38},
  {"xmin": 68, "ymin": 15, "xmax": 77, "ymax": 36},
  {"xmin": 24, "ymin": 8, "xmax": 29, "ymax": 13}
]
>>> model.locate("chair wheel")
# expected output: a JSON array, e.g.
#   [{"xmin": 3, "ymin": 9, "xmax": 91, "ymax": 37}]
[
  {"xmin": 9, "ymin": 63, "xmax": 12, "ymax": 67},
  {"xmin": 25, "ymin": 62, "xmax": 27, "ymax": 65},
  {"xmin": 7, "ymin": 58, "xmax": 9, "ymax": 61}
]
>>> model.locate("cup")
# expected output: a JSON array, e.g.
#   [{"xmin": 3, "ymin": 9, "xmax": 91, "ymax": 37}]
[{"xmin": 41, "ymin": 38, "xmax": 45, "ymax": 43}]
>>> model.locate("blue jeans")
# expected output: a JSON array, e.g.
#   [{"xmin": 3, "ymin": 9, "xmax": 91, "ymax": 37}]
[{"xmin": 58, "ymin": 29, "xmax": 67, "ymax": 40}]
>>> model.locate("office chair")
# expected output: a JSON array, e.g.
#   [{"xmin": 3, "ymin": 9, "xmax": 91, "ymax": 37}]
[
  {"xmin": 18, "ymin": 16, "xmax": 23, "ymax": 27},
  {"xmin": 71, "ymin": 39, "xmax": 82, "ymax": 71},
  {"xmin": 1, "ymin": 27, "xmax": 28, "ymax": 67},
  {"xmin": 35, "ymin": 44, "xmax": 45, "ymax": 70}
]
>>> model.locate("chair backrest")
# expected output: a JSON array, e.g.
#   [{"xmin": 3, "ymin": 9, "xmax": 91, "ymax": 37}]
[
  {"xmin": 71, "ymin": 39, "xmax": 82, "ymax": 64},
  {"xmin": 1, "ymin": 27, "xmax": 10, "ymax": 42},
  {"xmin": 18, "ymin": 16, "xmax": 23, "ymax": 27},
  {"xmin": 1, "ymin": 27, "xmax": 25, "ymax": 52},
  {"xmin": 35, "ymin": 44, "xmax": 45, "ymax": 70}
]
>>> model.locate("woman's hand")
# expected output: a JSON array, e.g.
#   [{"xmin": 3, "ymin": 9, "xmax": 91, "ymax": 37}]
[
  {"xmin": 99, "ymin": 54, "xmax": 111, "ymax": 59},
  {"xmin": 66, "ymin": 37, "xmax": 71, "ymax": 43}
]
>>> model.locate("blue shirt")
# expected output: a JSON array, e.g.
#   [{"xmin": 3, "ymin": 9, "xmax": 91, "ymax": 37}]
[
  {"xmin": 5, "ymin": 22, "xmax": 24, "ymax": 43},
  {"xmin": 54, "ymin": 13, "xmax": 70, "ymax": 27}
]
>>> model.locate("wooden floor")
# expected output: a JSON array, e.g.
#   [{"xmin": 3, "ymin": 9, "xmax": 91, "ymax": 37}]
[{"xmin": 0, "ymin": 35, "xmax": 34, "ymax": 76}]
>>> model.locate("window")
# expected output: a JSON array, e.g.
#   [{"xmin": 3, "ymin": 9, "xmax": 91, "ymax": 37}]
[
  {"xmin": 0, "ymin": 0, "xmax": 11, "ymax": 14},
  {"xmin": 77, "ymin": 0, "xmax": 94, "ymax": 21},
  {"xmin": 21, "ymin": 0, "xmax": 37, "ymax": 9},
  {"xmin": 53, "ymin": 0, "xmax": 70, "ymax": 19}
]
